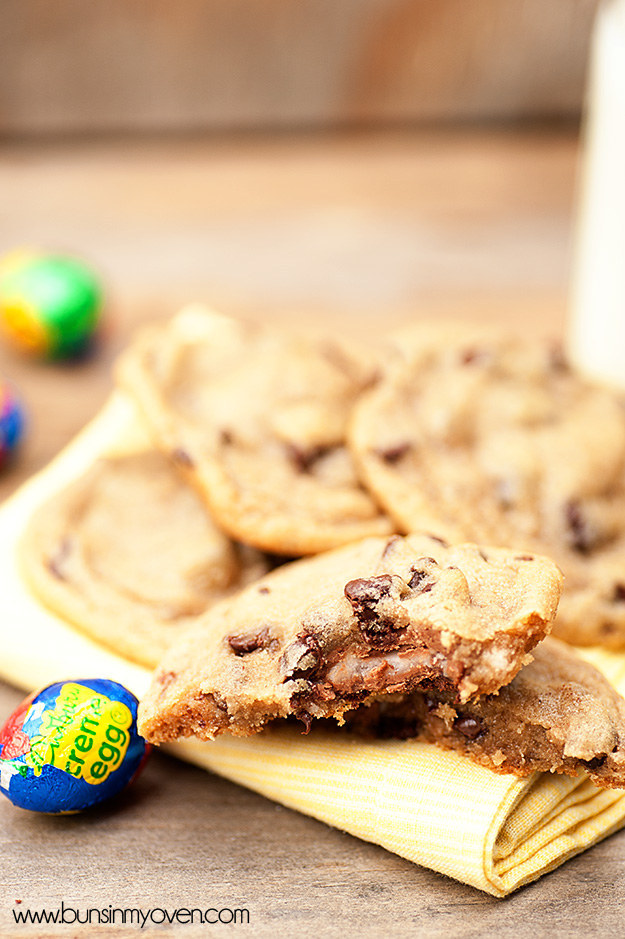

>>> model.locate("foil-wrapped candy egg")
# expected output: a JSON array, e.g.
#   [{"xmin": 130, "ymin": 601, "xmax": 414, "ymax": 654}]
[
  {"xmin": 0, "ymin": 679, "xmax": 149, "ymax": 814},
  {"xmin": 0, "ymin": 381, "xmax": 24, "ymax": 467},
  {"xmin": 0, "ymin": 250, "xmax": 103, "ymax": 359}
]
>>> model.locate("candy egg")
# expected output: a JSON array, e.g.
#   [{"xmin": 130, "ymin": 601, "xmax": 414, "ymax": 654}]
[
  {"xmin": 0, "ymin": 250, "xmax": 103, "ymax": 359},
  {"xmin": 0, "ymin": 679, "xmax": 149, "ymax": 814},
  {"xmin": 0, "ymin": 381, "xmax": 24, "ymax": 466}
]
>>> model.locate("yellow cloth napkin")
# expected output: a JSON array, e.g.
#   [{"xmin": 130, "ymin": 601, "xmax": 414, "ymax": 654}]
[{"xmin": 2, "ymin": 390, "xmax": 625, "ymax": 898}]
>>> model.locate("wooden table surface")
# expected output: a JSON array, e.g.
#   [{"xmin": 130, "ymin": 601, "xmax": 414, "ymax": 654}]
[{"xmin": 2, "ymin": 128, "xmax": 623, "ymax": 937}]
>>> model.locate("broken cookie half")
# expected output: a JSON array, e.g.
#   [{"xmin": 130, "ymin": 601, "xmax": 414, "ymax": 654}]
[
  {"xmin": 342, "ymin": 637, "xmax": 625, "ymax": 789},
  {"xmin": 138, "ymin": 533, "xmax": 562, "ymax": 742}
]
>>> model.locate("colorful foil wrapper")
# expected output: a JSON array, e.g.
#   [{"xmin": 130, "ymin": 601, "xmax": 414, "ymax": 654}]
[
  {"xmin": 0, "ymin": 679, "xmax": 149, "ymax": 813},
  {"xmin": 0, "ymin": 382, "xmax": 24, "ymax": 466},
  {"xmin": 0, "ymin": 250, "xmax": 102, "ymax": 358}
]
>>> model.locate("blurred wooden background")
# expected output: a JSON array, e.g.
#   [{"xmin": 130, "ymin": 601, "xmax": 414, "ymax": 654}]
[{"xmin": 1, "ymin": 0, "xmax": 597, "ymax": 137}]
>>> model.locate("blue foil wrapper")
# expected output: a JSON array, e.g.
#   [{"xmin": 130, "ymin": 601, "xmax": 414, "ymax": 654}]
[{"xmin": 0, "ymin": 679, "xmax": 149, "ymax": 814}]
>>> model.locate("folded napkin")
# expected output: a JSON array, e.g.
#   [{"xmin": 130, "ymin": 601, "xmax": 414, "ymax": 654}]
[{"xmin": 2, "ymin": 393, "xmax": 625, "ymax": 898}]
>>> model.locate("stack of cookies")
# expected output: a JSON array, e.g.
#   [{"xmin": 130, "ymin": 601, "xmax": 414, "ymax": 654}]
[{"xmin": 19, "ymin": 307, "xmax": 625, "ymax": 790}]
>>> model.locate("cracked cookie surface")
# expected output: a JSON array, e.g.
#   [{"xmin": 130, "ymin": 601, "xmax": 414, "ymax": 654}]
[
  {"xmin": 138, "ymin": 532, "xmax": 562, "ymax": 742},
  {"xmin": 349, "ymin": 325, "xmax": 625, "ymax": 648},
  {"xmin": 343, "ymin": 637, "xmax": 625, "ymax": 789},
  {"xmin": 116, "ymin": 306, "xmax": 392, "ymax": 555}
]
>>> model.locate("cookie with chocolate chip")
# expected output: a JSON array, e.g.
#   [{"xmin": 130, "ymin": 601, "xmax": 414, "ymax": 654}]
[
  {"xmin": 344, "ymin": 637, "xmax": 625, "ymax": 790},
  {"xmin": 348, "ymin": 324, "xmax": 625, "ymax": 648},
  {"xmin": 116, "ymin": 306, "xmax": 392, "ymax": 556},
  {"xmin": 138, "ymin": 532, "xmax": 562, "ymax": 742},
  {"xmin": 19, "ymin": 437, "xmax": 271, "ymax": 668}
]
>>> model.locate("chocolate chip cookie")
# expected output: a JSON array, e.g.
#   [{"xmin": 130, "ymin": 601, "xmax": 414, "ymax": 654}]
[
  {"xmin": 138, "ymin": 532, "xmax": 562, "ymax": 742},
  {"xmin": 349, "ymin": 325, "xmax": 625, "ymax": 648},
  {"xmin": 116, "ymin": 306, "xmax": 392, "ymax": 555},
  {"xmin": 19, "ymin": 444, "xmax": 270, "ymax": 668},
  {"xmin": 344, "ymin": 637, "xmax": 625, "ymax": 789}
]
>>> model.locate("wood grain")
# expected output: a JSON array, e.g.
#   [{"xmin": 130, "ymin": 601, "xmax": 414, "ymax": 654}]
[
  {"xmin": 1, "ymin": 128, "xmax": 613, "ymax": 936},
  {"xmin": 0, "ymin": 0, "xmax": 597, "ymax": 136}
]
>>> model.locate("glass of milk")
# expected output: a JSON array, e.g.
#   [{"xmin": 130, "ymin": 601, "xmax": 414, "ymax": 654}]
[{"xmin": 569, "ymin": 0, "xmax": 625, "ymax": 388}]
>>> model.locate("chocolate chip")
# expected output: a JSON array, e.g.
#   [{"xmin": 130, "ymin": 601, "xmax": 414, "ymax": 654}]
[
  {"xmin": 454, "ymin": 716, "xmax": 484, "ymax": 740},
  {"xmin": 345, "ymin": 575, "xmax": 394, "ymax": 603},
  {"xmin": 613, "ymin": 584, "xmax": 625, "ymax": 603},
  {"xmin": 565, "ymin": 500, "xmax": 593, "ymax": 554},
  {"xmin": 172, "ymin": 447, "xmax": 194, "ymax": 468},
  {"xmin": 228, "ymin": 627, "xmax": 271, "ymax": 656},
  {"xmin": 281, "ymin": 634, "xmax": 321, "ymax": 680},
  {"xmin": 345, "ymin": 575, "xmax": 394, "ymax": 624},
  {"xmin": 344, "ymin": 575, "xmax": 411, "ymax": 641},
  {"xmin": 287, "ymin": 443, "xmax": 329, "ymax": 473},
  {"xmin": 220, "ymin": 429, "xmax": 234, "ymax": 446},
  {"xmin": 48, "ymin": 537, "xmax": 72, "ymax": 580},
  {"xmin": 374, "ymin": 442, "xmax": 411, "ymax": 464},
  {"xmin": 408, "ymin": 558, "xmax": 438, "ymax": 592},
  {"xmin": 408, "ymin": 570, "xmax": 433, "ymax": 592}
]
